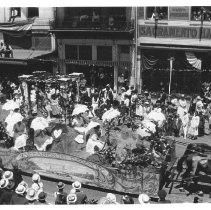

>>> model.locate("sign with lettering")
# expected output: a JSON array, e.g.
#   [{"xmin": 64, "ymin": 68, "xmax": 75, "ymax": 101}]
[
  {"xmin": 169, "ymin": 7, "xmax": 189, "ymax": 20},
  {"xmin": 0, "ymin": 149, "xmax": 160, "ymax": 196},
  {"xmin": 139, "ymin": 25, "xmax": 211, "ymax": 40}
]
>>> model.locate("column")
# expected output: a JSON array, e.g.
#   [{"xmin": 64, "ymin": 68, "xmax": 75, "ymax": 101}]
[
  {"xmin": 136, "ymin": 48, "xmax": 142, "ymax": 93},
  {"xmin": 130, "ymin": 44, "xmax": 136, "ymax": 87},
  {"xmin": 112, "ymin": 44, "xmax": 118, "ymax": 91}
]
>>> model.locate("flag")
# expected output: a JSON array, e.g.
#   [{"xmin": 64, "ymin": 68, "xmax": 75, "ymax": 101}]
[{"xmin": 0, "ymin": 19, "xmax": 34, "ymax": 37}]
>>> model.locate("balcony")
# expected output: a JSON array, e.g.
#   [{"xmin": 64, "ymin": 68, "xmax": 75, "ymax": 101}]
[{"xmin": 54, "ymin": 18, "xmax": 134, "ymax": 32}]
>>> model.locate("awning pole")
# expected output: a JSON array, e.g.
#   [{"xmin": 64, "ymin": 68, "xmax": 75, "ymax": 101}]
[{"xmin": 168, "ymin": 57, "xmax": 174, "ymax": 95}]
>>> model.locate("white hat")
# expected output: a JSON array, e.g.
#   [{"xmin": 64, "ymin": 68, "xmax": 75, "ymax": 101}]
[
  {"xmin": 3, "ymin": 171, "xmax": 13, "ymax": 180},
  {"xmin": 138, "ymin": 194, "xmax": 150, "ymax": 204},
  {"xmin": 106, "ymin": 193, "xmax": 117, "ymax": 203},
  {"xmin": 72, "ymin": 181, "xmax": 81, "ymax": 190},
  {"xmin": 26, "ymin": 188, "xmax": 38, "ymax": 201},
  {"xmin": 74, "ymin": 135, "xmax": 84, "ymax": 144},
  {"xmin": 32, "ymin": 173, "xmax": 40, "ymax": 182},
  {"xmin": 121, "ymin": 87, "xmax": 126, "ymax": 91},
  {"xmin": 67, "ymin": 193, "xmax": 77, "ymax": 204},
  {"xmin": 15, "ymin": 184, "xmax": 26, "ymax": 195},
  {"xmin": 0, "ymin": 179, "xmax": 9, "ymax": 189}
]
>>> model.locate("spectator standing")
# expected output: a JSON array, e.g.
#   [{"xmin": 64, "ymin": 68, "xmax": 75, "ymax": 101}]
[
  {"xmin": 0, "ymin": 179, "xmax": 9, "ymax": 201},
  {"xmin": 72, "ymin": 181, "xmax": 87, "ymax": 204},
  {"xmin": 26, "ymin": 188, "xmax": 38, "ymax": 205},
  {"xmin": 31, "ymin": 173, "xmax": 43, "ymax": 195},
  {"xmin": 4, "ymin": 43, "xmax": 13, "ymax": 58},
  {"xmin": 157, "ymin": 189, "xmax": 171, "ymax": 204},
  {"xmin": 138, "ymin": 194, "xmax": 150, "ymax": 205},
  {"xmin": 122, "ymin": 195, "xmax": 134, "ymax": 204},
  {"xmin": 35, "ymin": 191, "xmax": 50, "ymax": 205},
  {"xmin": 54, "ymin": 182, "xmax": 67, "ymax": 205},
  {"xmin": 66, "ymin": 193, "xmax": 77, "ymax": 205},
  {"xmin": 10, "ymin": 184, "xmax": 28, "ymax": 205}
]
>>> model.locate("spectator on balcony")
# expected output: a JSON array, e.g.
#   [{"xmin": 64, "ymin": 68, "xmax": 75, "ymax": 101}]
[
  {"xmin": 9, "ymin": 8, "xmax": 19, "ymax": 23},
  {"xmin": 108, "ymin": 16, "xmax": 115, "ymax": 30},
  {"xmin": 4, "ymin": 43, "xmax": 13, "ymax": 58},
  {"xmin": 92, "ymin": 11, "xmax": 100, "ymax": 28},
  {"xmin": 0, "ymin": 41, "xmax": 5, "ymax": 57}
]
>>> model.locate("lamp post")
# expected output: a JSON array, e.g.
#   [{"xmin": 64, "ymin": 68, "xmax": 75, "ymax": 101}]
[{"xmin": 168, "ymin": 57, "xmax": 175, "ymax": 95}]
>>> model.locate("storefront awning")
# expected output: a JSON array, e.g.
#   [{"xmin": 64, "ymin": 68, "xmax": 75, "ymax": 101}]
[
  {"xmin": 140, "ymin": 43, "xmax": 211, "ymax": 52},
  {"xmin": 62, "ymin": 59, "xmax": 131, "ymax": 68},
  {"xmin": 0, "ymin": 49, "xmax": 54, "ymax": 65}
]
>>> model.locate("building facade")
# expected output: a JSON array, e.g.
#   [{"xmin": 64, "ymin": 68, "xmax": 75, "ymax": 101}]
[
  {"xmin": 136, "ymin": 6, "xmax": 211, "ymax": 94},
  {"xmin": 0, "ymin": 7, "xmax": 55, "ymax": 77},
  {"xmin": 51, "ymin": 7, "xmax": 135, "ymax": 91}
]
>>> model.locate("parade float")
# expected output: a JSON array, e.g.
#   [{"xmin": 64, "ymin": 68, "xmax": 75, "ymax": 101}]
[{"xmin": 0, "ymin": 72, "xmax": 176, "ymax": 197}]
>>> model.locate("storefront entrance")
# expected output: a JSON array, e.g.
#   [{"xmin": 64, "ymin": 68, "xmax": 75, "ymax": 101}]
[{"xmin": 66, "ymin": 64, "xmax": 114, "ymax": 88}]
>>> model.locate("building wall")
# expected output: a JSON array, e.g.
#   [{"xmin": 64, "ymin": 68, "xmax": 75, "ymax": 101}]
[{"xmin": 0, "ymin": 7, "xmax": 55, "ymax": 51}]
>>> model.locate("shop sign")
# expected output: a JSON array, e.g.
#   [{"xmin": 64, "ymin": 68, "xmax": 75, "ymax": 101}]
[
  {"xmin": 139, "ymin": 25, "xmax": 211, "ymax": 39},
  {"xmin": 169, "ymin": 7, "xmax": 189, "ymax": 20}
]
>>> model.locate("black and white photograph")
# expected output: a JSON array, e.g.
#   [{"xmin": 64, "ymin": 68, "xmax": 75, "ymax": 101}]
[{"xmin": 0, "ymin": 1, "xmax": 211, "ymax": 205}]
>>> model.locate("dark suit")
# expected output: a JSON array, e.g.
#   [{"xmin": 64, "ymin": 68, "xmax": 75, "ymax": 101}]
[
  {"xmin": 75, "ymin": 190, "xmax": 87, "ymax": 204},
  {"xmin": 0, "ymin": 188, "xmax": 15, "ymax": 204},
  {"xmin": 10, "ymin": 193, "xmax": 28, "ymax": 205}
]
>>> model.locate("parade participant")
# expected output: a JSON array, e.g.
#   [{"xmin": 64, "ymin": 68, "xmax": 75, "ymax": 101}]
[
  {"xmin": 102, "ymin": 84, "xmax": 113, "ymax": 107},
  {"xmin": 35, "ymin": 191, "xmax": 50, "ymax": 205},
  {"xmin": 54, "ymin": 182, "xmax": 67, "ymax": 205},
  {"xmin": 86, "ymin": 122, "xmax": 104, "ymax": 155},
  {"xmin": 10, "ymin": 184, "xmax": 28, "ymax": 205},
  {"xmin": 180, "ymin": 110, "xmax": 189, "ymax": 140},
  {"xmin": 188, "ymin": 113, "xmax": 200, "ymax": 140},
  {"xmin": 72, "ymin": 181, "xmax": 87, "ymax": 204},
  {"xmin": 25, "ymin": 188, "xmax": 38, "ymax": 205}
]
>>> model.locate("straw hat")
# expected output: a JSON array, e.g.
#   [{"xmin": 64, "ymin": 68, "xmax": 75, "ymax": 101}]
[
  {"xmin": 72, "ymin": 181, "xmax": 81, "ymax": 190},
  {"xmin": 2, "ymin": 171, "xmax": 13, "ymax": 180},
  {"xmin": 32, "ymin": 173, "xmax": 41, "ymax": 182},
  {"xmin": 106, "ymin": 193, "xmax": 117, "ymax": 203},
  {"xmin": 138, "ymin": 194, "xmax": 150, "ymax": 204},
  {"xmin": 67, "ymin": 193, "xmax": 77, "ymax": 204},
  {"xmin": 26, "ymin": 188, "xmax": 38, "ymax": 201},
  {"xmin": 0, "ymin": 179, "xmax": 9, "ymax": 189},
  {"xmin": 57, "ymin": 182, "xmax": 65, "ymax": 190},
  {"xmin": 15, "ymin": 184, "xmax": 26, "ymax": 195}
]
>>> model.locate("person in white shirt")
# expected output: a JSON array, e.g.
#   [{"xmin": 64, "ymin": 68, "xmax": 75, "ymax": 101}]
[{"xmin": 9, "ymin": 8, "xmax": 18, "ymax": 22}]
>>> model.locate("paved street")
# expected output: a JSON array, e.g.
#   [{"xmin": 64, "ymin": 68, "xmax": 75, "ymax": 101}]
[{"xmin": 21, "ymin": 132, "xmax": 211, "ymax": 204}]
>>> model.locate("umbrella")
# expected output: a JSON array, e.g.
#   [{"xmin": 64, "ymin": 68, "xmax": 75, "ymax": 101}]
[
  {"xmin": 147, "ymin": 109, "xmax": 166, "ymax": 127},
  {"xmin": 85, "ymin": 121, "xmax": 100, "ymax": 135},
  {"xmin": 30, "ymin": 117, "xmax": 49, "ymax": 131},
  {"xmin": 2, "ymin": 100, "xmax": 20, "ymax": 111},
  {"xmin": 102, "ymin": 109, "xmax": 120, "ymax": 122},
  {"xmin": 72, "ymin": 104, "xmax": 88, "ymax": 116}
]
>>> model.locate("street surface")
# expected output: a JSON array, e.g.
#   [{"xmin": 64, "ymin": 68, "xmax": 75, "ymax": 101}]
[{"xmin": 22, "ymin": 131, "xmax": 211, "ymax": 204}]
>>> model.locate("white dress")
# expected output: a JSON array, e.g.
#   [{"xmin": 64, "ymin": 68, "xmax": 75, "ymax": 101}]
[
  {"xmin": 86, "ymin": 133, "xmax": 104, "ymax": 155},
  {"xmin": 188, "ymin": 115, "xmax": 200, "ymax": 136}
]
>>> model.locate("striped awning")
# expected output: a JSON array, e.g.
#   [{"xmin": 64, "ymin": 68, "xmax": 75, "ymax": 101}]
[{"xmin": 58, "ymin": 59, "xmax": 131, "ymax": 67}]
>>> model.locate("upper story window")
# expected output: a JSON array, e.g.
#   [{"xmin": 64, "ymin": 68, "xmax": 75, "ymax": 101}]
[
  {"xmin": 65, "ymin": 45, "xmax": 92, "ymax": 60},
  {"xmin": 146, "ymin": 7, "xmax": 168, "ymax": 20},
  {"xmin": 191, "ymin": 6, "xmax": 211, "ymax": 21},
  {"xmin": 119, "ymin": 45, "xmax": 130, "ymax": 54},
  {"xmin": 97, "ymin": 46, "xmax": 112, "ymax": 61},
  {"xmin": 28, "ymin": 7, "xmax": 39, "ymax": 18},
  {"xmin": 10, "ymin": 7, "xmax": 21, "ymax": 17}
]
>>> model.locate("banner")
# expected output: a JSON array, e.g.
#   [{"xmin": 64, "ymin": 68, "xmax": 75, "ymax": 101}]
[
  {"xmin": 185, "ymin": 52, "xmax": 202, "ymax": 70},
  {"xmin": 0, "ymin": 19, "xmax": 34, "ymax": 37}
]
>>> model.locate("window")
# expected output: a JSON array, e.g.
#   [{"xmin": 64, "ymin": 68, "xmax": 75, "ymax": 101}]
[
  {"xmin": 146, "ymin": 7, "xmax": 168, "ymax": 20},
  {"xmin": 79, "ymin": 46, "xmax": 92, "ymax": 60},
  {"xmin": 97, "ymin": 46, "xmax": 112, "ymax": 61},
  {"xmin": 65, "ymin": 45, "xmax": 78, "ymax": 59},
  {"xmin": 191, "ymin": 6, "xmax": 211, "ymax": 21},
  {"xmin": 65, "ymin": 45, "xmax": 92, "ymax": 60},
  {"xmin": 119, "ymin": 45, "xmax": 130, "ymax": 54},
  {"xmin": 10, "ymin": 7, "xmax": 21, "ymax": 17},
  {"xmin": 28, "ymin": 7, "xmax": 39, "ymax": 18}
]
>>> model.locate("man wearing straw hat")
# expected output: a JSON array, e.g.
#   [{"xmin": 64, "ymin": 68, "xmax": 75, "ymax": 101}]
[
  {"xmin": 0, "ymin": 178, "xmax": 9, "ymax": 201},
  {"xmin": 54, "ymin": 182, "xmax": 67, "ymax": 205},
  {"xmin": 26, "ymin": 188, "xmax": 38, "ymax": 204},
  {"xmin": 10, "ymin": 183, "xmax": 28, "ymax": 204},
  {"xmin": 72, "ymin": 181, "xmax": 87, "ymax": 204}
]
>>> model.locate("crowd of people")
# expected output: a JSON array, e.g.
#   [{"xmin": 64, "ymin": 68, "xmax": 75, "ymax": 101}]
[
  {"xmin": 0, "ymin": 74, "xmax": 210, "ymax": 204},
  {"xmin": 0, "ymin": 41, "xmax": 13, "ymax": 58}
]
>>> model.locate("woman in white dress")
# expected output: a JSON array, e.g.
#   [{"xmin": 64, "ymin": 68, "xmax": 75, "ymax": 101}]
[
  {"xmin": 188, "ymin": 113, "xmax": 200, "ymax": 140},
  {"xmin": 86, "ymin": 125, "xmax": 104, "ymax": 155}
]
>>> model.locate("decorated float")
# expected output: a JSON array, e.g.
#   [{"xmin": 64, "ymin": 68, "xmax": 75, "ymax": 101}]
[{"xmin": 0, "ymin": 72, "xmax": 176, "ymax": 197}]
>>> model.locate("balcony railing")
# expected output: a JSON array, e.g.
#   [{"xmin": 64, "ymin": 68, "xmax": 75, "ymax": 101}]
[{"xmin": 54, "ymin": 19, "xmax": 134, "ymax": 32}]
